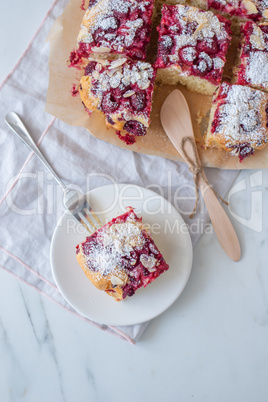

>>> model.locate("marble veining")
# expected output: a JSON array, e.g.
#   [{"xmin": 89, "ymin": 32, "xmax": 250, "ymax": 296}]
[{"xmin": 1, "ymin": 168, "xmax": 268, "ymax": 401}]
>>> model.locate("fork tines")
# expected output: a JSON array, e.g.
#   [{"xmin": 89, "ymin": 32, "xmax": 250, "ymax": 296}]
[
  {"xmin": 64, "ymin": 189, "xmax": 102, "ymax": 235},
  {"xmin": 79, "ymin": 207, "xmax": 102, "ymax": 234}
]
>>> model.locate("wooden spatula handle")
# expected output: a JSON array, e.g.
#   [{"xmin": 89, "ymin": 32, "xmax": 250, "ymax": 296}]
[
  {"xmin": 160, "ymin": 89, "xmax": 241, "ymax": 261},
  {"xmin": 199, "ymin": 176, "xmax": 241, "ymax": 261}
]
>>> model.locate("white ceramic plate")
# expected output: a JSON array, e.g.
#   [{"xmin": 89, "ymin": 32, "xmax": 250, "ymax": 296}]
[{"xmin": 50, "ymin": 184, "xmax": 193, "ymax": 326}]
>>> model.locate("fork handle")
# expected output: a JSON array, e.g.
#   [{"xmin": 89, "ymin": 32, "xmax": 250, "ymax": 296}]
[{"xmin": 5, "ymin": 112, "xmax": 67, "ymax": 192}]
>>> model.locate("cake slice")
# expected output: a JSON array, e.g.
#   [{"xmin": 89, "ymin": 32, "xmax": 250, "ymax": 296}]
[
  {"xmin": 233, "ymin": 21, "xmax": 268, "ymax": 92},
  {"xmin": 69, "ymin": 0, "xmax": 154, "ymax": 66},
  {"xmin": 206, "ymin": 0, "xmax": 268, "ymax": 22},
  {"xmin": 205, "ymin": 82, "xmax": 268, "ymax": 161},
  {"xmin": 76, "ymin": 208, "xmax": 169, "ymax": 301},
  {"xmin": 79, "ymin": 58, "xmax": 156, "ymax": 144},
  {"xmin": 154, "ymin": 5, "xmax": 232, "ymax": 95}
]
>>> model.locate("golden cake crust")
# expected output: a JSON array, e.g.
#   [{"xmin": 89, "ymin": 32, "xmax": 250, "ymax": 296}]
[
  {"xmin": 76, "ymin": 244, "xmax": 127, "ymax": 301},
  {"xmin": 75, "ymin": 208, "xmax": 169, "ymax": 301},
  {"xmin": 205, "ymin": 83, "xmax": 268, "ymax": 156},
  {"xmin": 154, "ymin": 4, "xmax": 232, "ymax": 95},
  {"xmin": 79, "ymin": 58, "xmax": 155, "ymax": 134},
  {"xmin": 76, "ymin": 0, "xmax": 154, "ymax": 60}
]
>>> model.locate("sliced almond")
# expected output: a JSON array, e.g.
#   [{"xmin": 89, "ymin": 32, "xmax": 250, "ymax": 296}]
[
  {"xmin": 107, "ymin": 69, "xmax": 117, "ymax": 77},
  {"xmin": 96, "ymin": 59, "xmax": 110, "ymax": 66},
  {"xmin": 193, "ymin": 21, "xmax": 206, "ymax": 37},
  {"xmin": 242, "ymin": 0, "xmax": 258, "ymax": 14},
  {"xmin": 77, "ymin": 25, "xmax": 89, "ymax": 42},
  {"xmin": 84, "ymin": 10, "xmax": 91, "ymax": 21},
  {"xmin": 95, "ymin": 63, "xmax": 103, "ymax": 72},
  {"xmin": 108, "ymin": 58, "xmax": 127, "ymax": 69},
  {"xmin": 137, "ymin": 62, "xmax": 149, "ymax": 70},
  {"xmin": 123, "ymin": 90, "xmax": 135, "ymax": 98},
  {"xmin": 148, "ymin": 267, "xmax": 157, "ymax": 273},
  {"xmin": 111, "ymin": 276, "xmax": 124, "ymax": 286},
  {"xmin": 122, "ymin": 75, "xmax": 131, "ymax": 86},
  {"xmin": 140, "ymin": 254, "xmax": 157, "ymax": 270},
  {"xmin": 138, "ymin": 80, "xmax": 150, "ymax": 90},
  {"xmin": 110, "ymin": 72, "xmax": 123, "ymax": 88},
  {"xmin": 250, "ymin": 33, "xmax": 265, "ymax": 49},
  {"xmin": 91, "ymin": 46, "xmax": 111, "ymax": 53},
  {"xmin": 263, "ymin": 9, "xmax": 268, "ymax": 18},
  {"xmin": 92, "ymin": 71, "xmax": 99, "ymax": 80}
]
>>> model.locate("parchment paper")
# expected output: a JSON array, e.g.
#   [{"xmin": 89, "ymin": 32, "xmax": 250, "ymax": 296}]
[{"xmin": 45, "ymin": 0, "xmax": 268, "ymax": 169}]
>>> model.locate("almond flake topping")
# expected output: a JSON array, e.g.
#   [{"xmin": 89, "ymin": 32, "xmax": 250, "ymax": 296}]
[
  {"xmin": 82, "ymin": 213, "xmax": 146, "ymax": 279},
  {"xmin": 214, "ymin": 83, "xmax": 268, "ymax": 147},
  {"xmin": 78, "ymin": 0, "xmax": 153, "ymax": 55}
]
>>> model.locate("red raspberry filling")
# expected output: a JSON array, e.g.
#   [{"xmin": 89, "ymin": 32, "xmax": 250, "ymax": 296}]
[
  {"xmin": 154, "ymin": 5, "xmax": 231, "ymax": 85},
  {"xmin": 72, "ymin": 0, "xmax": 154, "ymax": 63},
  {"xmin": 84, "ymin": 59, "xmax": 155, "ymax": 140},
  {"xmin": 77, "ymin": 208, "xmax": 169, "ymax": 299},
  {"xmin": 209, "ymin": 83, "xmax": 268, "ymax": 160},
  {"xmin": 236, "ymin": 22, "xmax": 268, "ymax": 86},
  {"xmin": 69, "ymin": 43, "xmax": 91, "ymax": 68},
  {"xmin": 116, "ymin": 131, "xmax": 136, "ymax": 145},
  {"xmin": 207, "ymin": 0, "xmax": 262, "ymax": 20},
  {"xmin": 228, "ymin": 143, "xmax": 255, "ymax": 162}
]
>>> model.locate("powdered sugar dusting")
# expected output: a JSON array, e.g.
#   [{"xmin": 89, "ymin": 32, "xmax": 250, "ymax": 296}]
[
  {"xmin": 90, "ymin": 59, "xmax": 154, "ymax": 108},
  {"xmin": 123, "ymin": 19, "xmax": 144, "ymax": 47},
  {"xmin": 214, "ymin": 83, "xmax": 268, "ymax": 147},
  {"xmin": 156, "ymin": 5, "xmax": 231, "ymax": 82},
  {"xmin": 80, "ymin": 58, "xmax": 155, "ymax": 138},
  {"xmin": 161, "ymin": 35, "xmax": 174, "ymax": 51},
  {"xmin": 246, "ymin": 51, "xmax": 268, "ymax": 86},
  {"xmin": 238, "ymin": 23, "xmax": 268, "ymax": 90},
  {"xmin": 199, "ymin": 52, "xmax": 213, "ymax": 70},
  {"xmin": 213, "ymin": 57, "xmax": 225, "ymax": 69},
  {"xmin": 250, "ymin": 24, "xmax": 267, "ymax": 50},
  {"xmin": 210, "ymin": 0, "xmax": 268, "ymax": 17},
  {"xmin": 77, "ymin": 209, "xmax": 169, "ymax": 300},
  {"xmin": 78, "ymin": 0, "xmax": 153, "ymax": 54},
  {"xmin": 180, "ymin": 47, "xmax": 197, "ymax": 62},
  {"xmin": 173, "ymin": 5, "xmax": 229, "ymax": 45},
  {"xmin": 82, "ymin": 213, "xmax": 146, "ymax": 279},
  {"xmin": 99, "ymin": 16, "xmax": 118, "ymax": 30}
]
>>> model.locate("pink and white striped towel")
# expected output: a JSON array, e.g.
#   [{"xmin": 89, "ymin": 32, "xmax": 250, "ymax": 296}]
[{"xmin": 0, "ymin": 0, "xmax": 238, "ymax": 343}]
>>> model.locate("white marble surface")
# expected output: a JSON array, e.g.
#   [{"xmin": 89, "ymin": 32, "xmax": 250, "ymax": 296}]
[{"xmin": 0, "ymin": 1, "xmax": 268, "ymax": 401}]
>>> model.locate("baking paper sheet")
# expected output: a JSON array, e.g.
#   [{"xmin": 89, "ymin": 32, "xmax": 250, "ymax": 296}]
[{"xmin": 46, "ymin": 0, "xmax": 268, "ymax": 169}]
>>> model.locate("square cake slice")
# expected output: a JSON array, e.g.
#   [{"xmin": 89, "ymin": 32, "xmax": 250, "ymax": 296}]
[
  {"xmin": 233, "ymin": 21, "xmax": 268, "ymax": 92},
  {"xmin": 79, "ymin": 58, "xmax": 156, "ymax": 144},
  {"xmin": 76, "ymin": 208, "xmax": 169, "ymax": 301},
  {"xmin": 205, "ymin": 82, "xmax": 268, "ymax": 161},
  {"xmin": 206, "ymin": 0, "xmax": 268, "ymax": 22},
  {"xmin": 70, "ymin": 0, "xmax": 154, "ymax": 65},
  {"xmin": 154, "ymin": 5, "xmax": 232, "ymax": 95}
]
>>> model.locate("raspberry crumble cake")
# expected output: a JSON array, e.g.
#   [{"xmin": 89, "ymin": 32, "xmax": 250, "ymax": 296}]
[
  {"xmin": 79, "ymin": 58, "xmax": 155, "ymax": 143},
  {"xmin": 206, "ymin": 0, "xmax": 268, "ymax": 22},
  {"xmin": 233, "ymin": 21, "xmax": 268, "ymax": 92},
  {"xmin": 205, "ymin": 82, "xmax": 268, "ymax": 160},
  {"xmin": 70, "ymin": 0, "xmax": 154, "ymax": 64},
  {"xmin": 76, "ymin": 208, "xmax": 169, "ymax": 301},
  {"xmin": 154, "ymin": 5, "xmax": 232, "ymax": 95}
]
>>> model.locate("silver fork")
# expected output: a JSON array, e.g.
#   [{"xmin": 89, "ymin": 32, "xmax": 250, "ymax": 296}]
[{"xmin": 5, "ymin": 112, "xmax": 102, "ymax": 234}]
